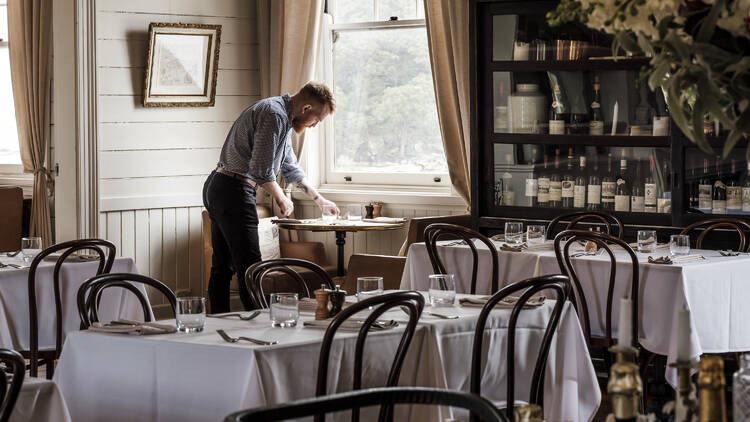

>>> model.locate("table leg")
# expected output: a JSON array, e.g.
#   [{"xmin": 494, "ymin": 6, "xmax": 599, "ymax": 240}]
[{"xmin": 335, "ymin": 231, "xmax": 346, "ymax": 276}]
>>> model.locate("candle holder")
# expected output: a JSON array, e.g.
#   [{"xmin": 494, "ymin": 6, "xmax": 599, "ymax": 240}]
[{"xmin": 668, "ymin": 360, "xmax": 698, "ymax": 422}]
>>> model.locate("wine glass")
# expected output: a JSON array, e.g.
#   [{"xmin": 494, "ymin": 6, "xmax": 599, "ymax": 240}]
[{"xmin": 21, "ymin": 237, "xmax": 42, "ymax": 263}]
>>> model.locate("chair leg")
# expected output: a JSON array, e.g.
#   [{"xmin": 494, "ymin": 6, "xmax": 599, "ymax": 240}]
[
  {"xmin": 46, "ymin": 359, "xmax": 55, "ymax": 379},
  {"xmin": 639, "ymin": 350, "xmax": 655, "ymax": 413}
]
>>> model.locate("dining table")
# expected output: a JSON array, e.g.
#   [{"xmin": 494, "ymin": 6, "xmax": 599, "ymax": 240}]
[
  {"xmin": 53, "ymin": 291, "xmax": 600, "ymax": 422},
  {"xmin": 10, "ymin": 377, "xmax": 72, "ymax": 422},
  {"xmin": 0, "ymin": 254, "xmax": 151, "ymax": 351},
  {"xmin": 401, "ymin": 239, "xmax": 750, "ymax": 385}
]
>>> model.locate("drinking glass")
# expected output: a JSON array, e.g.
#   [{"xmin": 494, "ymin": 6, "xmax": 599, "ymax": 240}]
[
  {"xmin": 356, "ymin": 276, "xmax": 384, "ymax": 302},
  {"xmin": 526, "ymin": 225, "xmax": 546, "ymax": 246},
  {"xmin": 347, "ymin": 204, "xmax": 362, "ymax": 221},
  {"xmin": 428, "ymin": 274, "xmax": 456, "ymax": 307},
  {"xmin": 669, "ymin": 234, "xmax": 691, "ymax": 256},
  {"xmin": 637, "ymin": 230, "xmax": 657, "ymax": 253},
  {"xmin": 176, "ymin": 297, "xmax": 206, "ymax": 333},
  {"xmin": 21, "ymin": 237, "xmax": 42, "ymax": 263},
  {"xmin": 269, "ymin": 293, "xmax": 299, "ymax": 327},
  {"xmin": 504, "ymin": 222, "xmax": 524, "ymax": 245},
  {"xmin": 321, "ymin": 204, "xmax": 338, "ymax": 223}
]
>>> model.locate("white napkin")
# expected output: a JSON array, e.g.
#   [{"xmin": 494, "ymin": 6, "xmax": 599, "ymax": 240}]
[
  {"xmin": 459, "ymin": 295, "xmax": 545, "ymax": 309},
  {"xmin": 89, "ymin": 319, "xmax": 177, "ymax": 335},
  {"xmin": 303, "ymin": 318, "xmax": 398, "ymax": 332},
  {"xmin": 670, "ymin": 254, "xmax": 705, "ymax": 264},
  {"xmin": 362, "ymin": 217, "xmax": 407, "ymax": 224}
]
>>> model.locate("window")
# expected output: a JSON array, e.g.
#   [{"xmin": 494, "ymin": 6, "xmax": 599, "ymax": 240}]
[
  {"xmin": 321, "ymin": 0, "xmax": 448, "ymax": 187},
  {"xmin": 0, "ymin": 1, "xmax": 22, "ymax": 170}
]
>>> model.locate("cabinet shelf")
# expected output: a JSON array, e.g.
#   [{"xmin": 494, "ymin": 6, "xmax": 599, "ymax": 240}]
[
  {"xmin": 489, "ymin": 133, "xmax": 670, "ymax": 147},
  {"xmin": 489, "ymin": 58, "xmax": 650, "ymax": 72}
]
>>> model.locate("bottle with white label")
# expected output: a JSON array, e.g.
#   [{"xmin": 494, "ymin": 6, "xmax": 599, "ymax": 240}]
[
  {"xmin": 727, "ymin": 158, "xmax": 741, "ymax": 212},
  {"xmin": 525, "ymin": 148, "xmax": 539, "ymax": 207},
  {"xmin": 549, "ymin": 149, "xmax": 562, "ymax": 207},
  {"xmin": 501, "ymin": 153, "xmax": 514, "ymax": 206},
  {"xmin": 574, "ymin": 155, "xmax": 587, "ymax": 208},
  {"xmin": 712, "ymin": 155, "xmax": 727, "ymax": 214},
  {"xmin": 658, "ymin": 161, "xmax": 671, "ymax": 214},
  {"xmin": 549, "ymin": 85, "xmax": 566, "ymax": 135},
  {"xmin": 743, "ymin": 162, "xmax": 750, "ymax": 213},
  {"xmin": 644, "ymin": 154, "xmax": 657, "ymax": 212},
  {"xmin": 630, "ymin": 156, "xmax": 645, "ymax": 212},
  {"xmin": 587, "ymin": 157, "xmax": 601, "ymax": 210},
  {"xmin": 589, "ymin": 75, "xmax": 604, "ymax": 135},
  {"xmin": 601, "ymin": 153, "xmax": 616, "ymax": 210},
  {"xmin": 538, "ymin": 154, "xmax": 550, "ymax": 208},
  {"xmin": 614, "ymin": 149, "xmax": 630, "ymax": 212},
  {"xmin": 562, "ymin": 147, "xmax": 576, "ymax": 208},
  {"xmin": 698, "ymin": 158, "xmax": 713, "ymax": 211}
]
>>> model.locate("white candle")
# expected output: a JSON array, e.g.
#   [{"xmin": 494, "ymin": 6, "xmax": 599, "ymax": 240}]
[
  {"xmin": 617, "ymin": 297, "xmax": 632, "ymax": 347},
  {"xmin": 677, "ymin": 308, "xmax": 691, "ymax": 362},
  {"xmin": 611, "ymin": 101, "xmax": 619, "ymax": 136}
]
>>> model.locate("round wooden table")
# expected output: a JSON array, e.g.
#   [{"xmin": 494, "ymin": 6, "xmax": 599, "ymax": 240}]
[{"xmin": 274, "ymin": 219, "xmax": 406, "ymax": 276}]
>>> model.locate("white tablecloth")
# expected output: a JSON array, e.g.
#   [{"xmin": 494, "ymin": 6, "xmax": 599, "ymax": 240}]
[
  {"xmin": 0, "ymin": 256, "xmax": 149, "ymax": 350},
  {"xmin": 401, "ymin": 241, "xmax": 750, "ymax": 384},
  {"xmin": 10, "ymin": 377, "xmax": 72, "ymax": 422},
  {"xmin": 53, "ymin": 294, "xmax": 599, "ymax": 422}
]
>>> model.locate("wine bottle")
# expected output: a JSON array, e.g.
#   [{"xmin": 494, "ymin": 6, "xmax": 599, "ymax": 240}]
[
  {"xmin": 602, "ymin": 153, "xmax": 616, "ymax": 210},
  {"xmin": 698, "ymin": 158, "xmax": 713, "ymax": 211},
  {"xmin": 549, "ymin": 85, "xmax": 566, "ymax": 135},
  {"xmin": 644, "ymin": 154, "xmax": 657, "ymax": 213},
  {"xmin": 549, "ymin": 149, "xmax": 562, "ymax": 207},
  {"xmin": 658, "ymin": 161, "xmax": 672, "ymax": 214},
  {"xmin": 697, "ymin": 356, "xmax": 727, "ymax": 422},
  {"xmin": 525, "ymin": 149, "xmax": 539, "ymax": 207},
  {"xmin": 562, "ymin": 147, "xmax": 576, "ymax": 208},
  {"xmin": 688, "ymin": 160, "xmax": 699, "ymax": 209},
  {"xmin": 502, "ymin": 153, "xmax": 514, "ymax": 206},
  {"xmin": 727, "ymin": 158, "xmax": 741, "ymax": 212},
  {"xmin": 712, "ymin": 156, "xmax": 727, "ymax": 214},
  {"xmin": 574, "ymin": 155, "xmax": 587, "ymax": 208},
  {"xmin": 743, "ymin": 162, "xmax": 750, "ymax": 213},
  {"xmin": 589, "ymin": 75, "xmax": 604, "ymax": 135},
  {"xmin": 538, "ymin": 154, "xmax": 550, "ymax": 207},
  {"xmin": 630, "ymin": 156, "xmax": 645, "ymax": 212},
  {"xmin": 587, "ymin": 157, "xmax": 601, "ymax": 210},
  {"xmin": 614, "ymin": 149, "xmax": 630, "ymax": 212}
]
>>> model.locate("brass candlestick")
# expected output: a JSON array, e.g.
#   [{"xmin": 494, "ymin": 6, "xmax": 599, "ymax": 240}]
[
  {"xmin": 514, "ymin": 404, "xmax": 543, "ymax": 422},
  {"xmin": 668, "ymin": 360, "xmax": 697, "ymax": 422},
  {"xmin": 608, "ymin": 345, "xmax": 642, "ymax": 421}
]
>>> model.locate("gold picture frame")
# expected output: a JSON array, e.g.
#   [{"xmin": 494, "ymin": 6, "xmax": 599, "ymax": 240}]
[{"xmin": 142, "ymin": 22, "xmax": 222, "ymax": 107}]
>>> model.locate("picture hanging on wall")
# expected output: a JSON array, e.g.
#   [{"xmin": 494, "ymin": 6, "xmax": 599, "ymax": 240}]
[{"xmin": 142, "ymin": 22, "xmax": 221, "ymax": 107}]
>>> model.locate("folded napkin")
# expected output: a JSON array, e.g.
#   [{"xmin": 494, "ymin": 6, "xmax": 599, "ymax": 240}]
[
  {"xmin": 362, "ymin": 217, "xmax": 407, "ymax": 224},
  {"xmin": 491, "ymin": 234, "xmax": 504, "ymax": 241},
  {"xmin": 299, "ymin": 297, "xmax": 355, "ymax": 313},
  {"xmin": 459, "ymin": 295, "xmax": 545, "ymax": 309},
  {"xmin": 500, "ymin": 243, "xmax": 527, "ymax": 252},
  {"xmin": 647, "ymin": 254, "xmax": 705, "ymax": 265},
  {"xmin": 44, "ymin": 252, "xmax": 100, "ymax": 262},
  {"xmin": 272, "ymin": 218, "xmax": 302, "ymax": 224},
  {"xmin": 89, "ymin": 319, "xmax": 177, "ymax": 335},
  {"xmin": 303, "ymin": 318, "xmax": 398, "ymax": 332},
  {"xmin": 629, "ymin": 242, "xmax": 669, "ymax": 250}
]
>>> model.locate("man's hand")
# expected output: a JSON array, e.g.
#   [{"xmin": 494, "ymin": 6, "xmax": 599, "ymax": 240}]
[
  {"xmin": 276, "ymin": 196, "xmax": 294, "ymax": 216},
  {"xmin": 316, "ymin": 197, "xmax": 339, "ymax": 215}
]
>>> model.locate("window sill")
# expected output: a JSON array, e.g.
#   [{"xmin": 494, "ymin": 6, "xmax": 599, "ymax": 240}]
[
  {"xmin": 291, "ymin": 184, "xmax": 467, "ymax": 207},
  {"xmin": 0, "ymin": 172, "xmax": 34, "ymax": 198}
]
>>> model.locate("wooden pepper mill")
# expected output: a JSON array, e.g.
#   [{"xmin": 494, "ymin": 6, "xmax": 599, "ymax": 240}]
[
  {"xmin": 328, "ymin": 285, "xmax": 346, "ymax": 318},
  {"xmin": 314, "ymin": 285, "xmax": 330, "ymax": 320},
  {"xmin": 372, "ymin": 202, "xmax": 382, "ymax": 218}
]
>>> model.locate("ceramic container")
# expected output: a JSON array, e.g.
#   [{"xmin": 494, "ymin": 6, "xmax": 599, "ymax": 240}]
[{"xmin": 508, "ymin": 84, "xmax": 546, "ymax": 134}]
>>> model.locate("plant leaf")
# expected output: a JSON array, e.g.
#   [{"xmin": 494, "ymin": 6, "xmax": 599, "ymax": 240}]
[
  {"xmin": 727, "ymin": 108, "xmax": 750, "ymax": 158},
  {"xmin": 691, "ymin": 99, "xmax": 712, "ymax": 154},
  {"xmin": 696, "ymin": 0, "xmax": 725, "ymax": 43},
  {"xmin": 648, "ymin": 59, "xmax": 671, "ymax": 91}
]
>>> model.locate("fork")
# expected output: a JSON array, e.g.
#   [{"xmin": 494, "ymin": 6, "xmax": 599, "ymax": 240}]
[
  {"xmin": 216, "ymin": 329, "xmax": 278, "ymax": 345},
  {"xmin": 0, "ymin": 262, "xmax": 27, "ymax": 269},
  {"xmin": 400, "ymin": 305, "xmax": 458, "ymax": 319},
  {"xmin": 207, "ymin": 311, "xmax": 261, "ymax": 321}
]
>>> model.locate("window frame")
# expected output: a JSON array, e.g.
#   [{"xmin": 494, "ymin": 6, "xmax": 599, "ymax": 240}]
[
  {"xmin": 317, "ymin": 9, "xmax": 450, "ymax": 190},
  {"xmin": 0, "ymin": 36, "xmax": 26, "ymax": 176}
]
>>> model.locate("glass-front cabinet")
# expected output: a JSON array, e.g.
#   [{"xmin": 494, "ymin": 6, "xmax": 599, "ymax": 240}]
[{"xmin": 470, "ymin": 0, "xmax": 745, "ymax": 233}]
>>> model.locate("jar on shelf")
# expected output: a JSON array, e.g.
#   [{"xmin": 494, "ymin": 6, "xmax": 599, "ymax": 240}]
[{"xmin": 508, "ymin": 84, "xmax": 546, "ymax": 134}]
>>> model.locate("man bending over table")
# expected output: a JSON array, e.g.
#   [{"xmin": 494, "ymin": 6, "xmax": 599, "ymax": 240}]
[{"xmin": 202, "ymin": 82, "xmax": 339, "ymax": 312}]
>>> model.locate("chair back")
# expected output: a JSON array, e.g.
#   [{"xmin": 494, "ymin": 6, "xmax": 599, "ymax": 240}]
[
  {"xmin": 77, "ymin": 273, "xmax": 176, "ymax": 329},
  {"xmin": 679, "ymin": 218, "xmax": 750, "ymax": 251},
  {"xmin": 546, "ymin": 211, "xmax": 623, "ymax": 240},
  {"xmin": 224, "ymin": 387, "xmax": 510, "ymax": 422},
  {"xmin": 553, "ymin": 229, "xmax": 639, "ymax": 348},
  {"xmin": 424, "ymin": 223, "xmax": 499, "ymax": 294},
  {"xmin": 0, "ymin": 186, "xmax": 23, "ymax": 253},
  {"xmin": 342, "ymin": 254, "xmax": 406, "ymax": 293},
  {"xmin": 316, "ymin": 291, "xmax": 424, "ymax": 422},
  {"xmin": 27, "ymin": 238, "xmax": 116, "ymax": 377},
  {"xmin": 470, "ymin": 274, "xmax": 569, "ymax": 420},
  {"xmin": 245, "ymin": 258, "xmax": 335, "ymax": 309},
  {"xmin": 0, "ymin": 349, "xmax": 25, "ymax": 422},
  {"xmin": 398, "ymin": 214, "xmax": 471, "ymax": 256}
]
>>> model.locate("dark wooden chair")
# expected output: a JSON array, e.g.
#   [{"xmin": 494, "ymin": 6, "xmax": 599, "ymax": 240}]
[
  {"xmin": 0, "ymin": 349, "xmax": 25, "ymax": 422},
  {"xmin": 245, "ymin": 258, "xmax": 335, "ymax": 309},
  {"xmin": 224, "ymin": 387, "xmax": 510, "ymax": 422},
  {"xmin": 546, "ymin": 211, "xmax": 624, "ymax": 240},
  {"xmin": 315, "ymin": 291, "xmax": 424, "ymax": 422},
  {"xmin": 424, "ymin": 223, "xmax": 499, "ymax": 294},
  {"xmin": 679, "ymin": 218, "xmax": 750, "ymax": 251},
  {"xmin": 470, "ymin": 274, "xmax": 569, "ymax": 421},
  {"xmin": 77, "ymin": 273, "xmax": 176, "ymax": 329},
  {"xmin": 25, "ymin": 238, "xmax": 116, "ymax": 378}
]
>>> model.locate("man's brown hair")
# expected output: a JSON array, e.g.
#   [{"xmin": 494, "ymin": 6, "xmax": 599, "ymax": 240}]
[{"xmin": 298, "ymin": 81, "xmax": 336, "ymax": 113}]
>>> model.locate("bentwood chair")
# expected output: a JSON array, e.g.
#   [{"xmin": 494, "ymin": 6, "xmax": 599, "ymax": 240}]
[
  {"xmin": 470, "ymin": 274, "xmax": 569, "ymax": 421},
  {"xmin": 315, "ymin": 291, "xmax": 424, "ymax": 422},
  {"xmin": 245, "ymin": 258, "xmax": 335, "ymax": 309},
  {"xmin": 77, "ymin": 273, "xmax": 176, "ymax": 329},
  {"xmin": 679, "ymin": 218, "xmax": 750, "ymax": 251},
  {"xmin": 546, "ymin": 211, "xmax": 624, "ymax": 240},
  {"xmin": 0, "ymin": 349, "xmax": 25, "ymax": 422},
  {"xmin": 424, "ymin": 223, "xmax": 500, "ymax": 294},
  {"xmin": 225, "ymin": 387, "xmax": 510, "ymax": 422},
  {"xmin": 25, "ymin": 238, "xmax": 116, "ymax": 378}
]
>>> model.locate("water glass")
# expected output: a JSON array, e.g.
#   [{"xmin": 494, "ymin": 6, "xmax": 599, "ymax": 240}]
[
  {"xmin": 669, "ymin": 234, "xmax": 691, "ymax": 256},
  {"xmin": 526, "ymin": 225, "xmax": 546, "ymax": 246},
  {"xmin": 176, "ymin": 297, "xmax": 206, "ymax": 333},
  {"xmin": 357, "ymin": 276, "xmax": 384, "ymax": 302},
  {"xmin": 347, "ymin": 204, "xmax": 362, "ymax": 221},
  {"xmin": 321, "ymin": 204, "xmax": 338, "ymax": 223},
  {"xmin": 504, "ymin": 222, "xmax": 524, "ymax": 245},
  {"xmin": 637, "ymin": 230, "xmax": 657, "ymax": 253},
  {"xmin": 21, "ymin": 237, "xmax": 42, "ymax": 263},
  {"xmin": 428, "ymin": 274, "xmax": 456, "ymax": 307},
  {"xmin": 269, "ymin": 293, "xmax": 299, "ymax": 327}
]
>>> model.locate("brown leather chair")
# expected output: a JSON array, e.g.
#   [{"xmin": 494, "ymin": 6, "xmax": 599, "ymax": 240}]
[
  {"xmin": 202, "ymin": 206, "xmax": 335, "ymax": 311},
  {"xmin": 398, "ymin": 213, "xmax": 471, "ymax": 256},
  {"xmin": 0, "ymin": 186, "xmax": 23, "ymax": 253},
  {"xmin": 339, "ymin": 253, "xmax": 407, "ymax": 294}
]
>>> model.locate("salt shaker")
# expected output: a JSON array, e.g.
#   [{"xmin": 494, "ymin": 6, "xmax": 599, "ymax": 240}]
[
  {"xmin": 314, "ymin": 285, "xmax": 330, "ymax": 320},
  {"xmin": 328, "ymin": 285, "xmax": 347, "ymax": 318}
]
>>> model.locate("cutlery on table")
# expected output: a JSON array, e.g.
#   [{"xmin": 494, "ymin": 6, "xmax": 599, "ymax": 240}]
[
  {"xmin": 5, "ymin": 250, "xmax": 20, "ymax": 257},
  {"xmin": 400, "ymin": 305, "xmax": 458, "ymax": 319},
  {"xmin": 0, "ymin": 262, "xmax": 28, "ymax": 269},
  {"xmin": 216, "ymin": 329, "xmax": 278, "ymax": 345},
  {"xmin": 207, "ymin": 311, "xmax": 261, "ymax": 321},
  {"xmin": 718, "ymin": 250, "xmax": 741, "ymax": 257}
]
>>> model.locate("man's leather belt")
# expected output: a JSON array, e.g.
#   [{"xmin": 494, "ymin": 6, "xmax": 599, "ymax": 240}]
[{"xmin": 215, "ymin": 167, "xmax": 257, "ymax": 188}]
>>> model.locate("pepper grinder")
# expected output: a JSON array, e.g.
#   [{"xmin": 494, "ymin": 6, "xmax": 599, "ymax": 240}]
[
  {"xmin": 372, "ymin": 202, "xmax": 383, "ymax": 218},
  {"xmin": 314, "ymin": 285, "xmax": 330, "ymax": 320},
  {"xmin": 328, "ymin": 285, "xmax": 347, "ymax": 318},
  {"xmin": 364, "ymin": 203, "xmax": 374, "ymax": 219}
]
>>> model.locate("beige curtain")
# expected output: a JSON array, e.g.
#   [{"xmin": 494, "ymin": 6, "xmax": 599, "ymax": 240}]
[
  {"xmin": 8, "ymin": 0, "xmax": 53, "ymax": 247},
  {"xmin": 257, "ymin": 0, "xmax": 324, "ymax": 241},
  {"xmin": 424, "ymin": 0, "xmax": 471, "ymax": 207}
]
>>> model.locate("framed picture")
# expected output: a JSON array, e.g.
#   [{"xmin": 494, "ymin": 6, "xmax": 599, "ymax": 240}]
[{"xmin": 142, "ymin": 23, "xmax": 222, "ymax": 107}]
